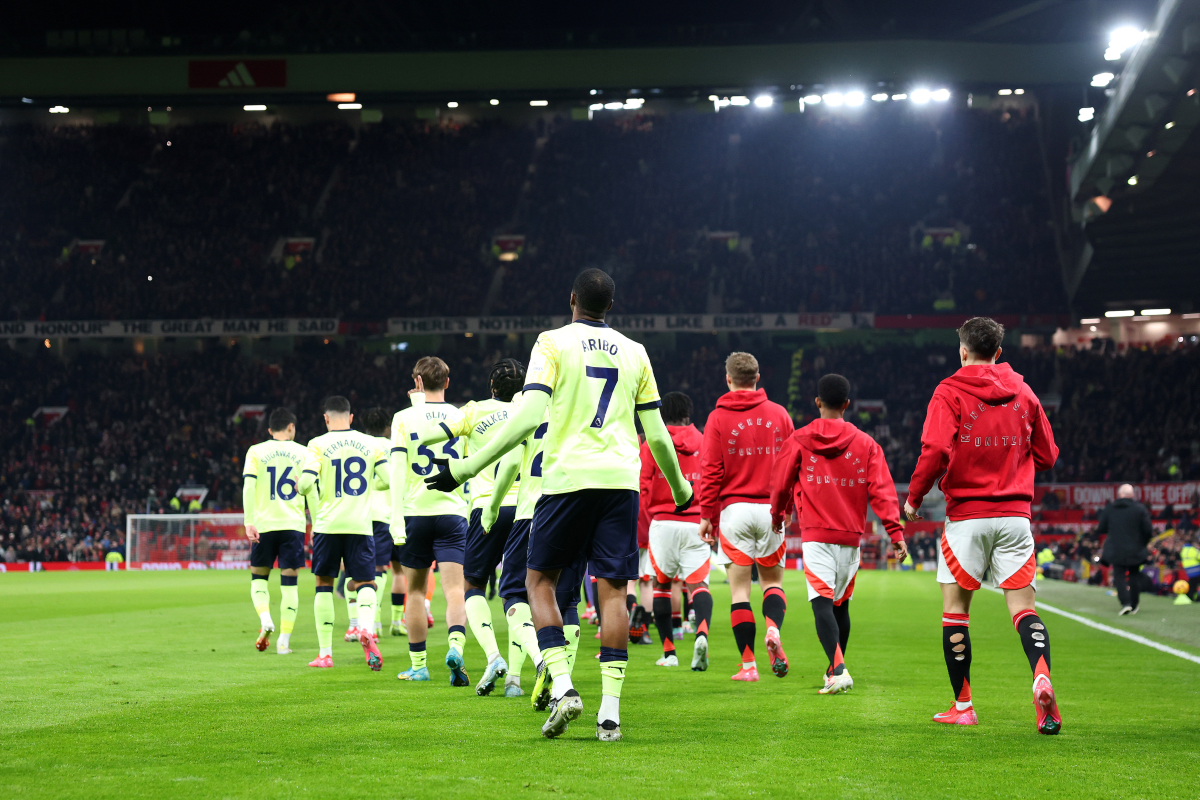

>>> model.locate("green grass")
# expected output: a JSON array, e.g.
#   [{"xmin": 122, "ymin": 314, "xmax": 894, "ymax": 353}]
[{"xmin": 2, "ymin": 569, "xmax": 1198, "ymax": 799}]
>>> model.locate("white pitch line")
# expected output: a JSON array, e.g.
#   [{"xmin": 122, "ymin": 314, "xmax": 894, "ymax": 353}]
[{"xmin": 1034, "ymin": 600, "xmax": 1200, "ymax": 666}]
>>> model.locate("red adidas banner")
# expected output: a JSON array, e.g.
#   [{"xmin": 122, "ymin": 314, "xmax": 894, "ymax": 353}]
[{"xmin": 188, "ymin": 59, "xmax": 287, "ymax": 89}]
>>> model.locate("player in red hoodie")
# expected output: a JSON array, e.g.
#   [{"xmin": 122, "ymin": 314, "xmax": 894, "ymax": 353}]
[
  {"xmin": 770, "ymin": 374, "xmax": 908, "ymax": 695},
  {"xmin": 699, "ymin": 352, "xmax": 794, "ymax": 682},
  {"xmin": 639, "ymin": 392, "xmax": 712, "ymax": 671},
  {"xmin": 904, "ymin": 317, "xmax": 1061, "ymax": 734}
]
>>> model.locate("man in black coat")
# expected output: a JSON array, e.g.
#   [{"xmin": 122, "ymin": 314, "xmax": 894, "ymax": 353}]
[{"xmin": 1098, "ymin": 485, "xmax": 1154, "ymax": 615}]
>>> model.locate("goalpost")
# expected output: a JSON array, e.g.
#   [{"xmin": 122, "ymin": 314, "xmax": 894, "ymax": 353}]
[{"xmin": 125, "ymin": 513, "xmax": 249, "ymax": 569}]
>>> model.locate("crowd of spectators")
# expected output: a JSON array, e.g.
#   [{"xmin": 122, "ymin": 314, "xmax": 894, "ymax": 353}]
[
  {"xmin": 3, "ymin": 336, "xmax": 1196, "ymax": 561},
  {"xmin": 2, "ymin": 103, "xmax": 1063, "ymax": 322}
]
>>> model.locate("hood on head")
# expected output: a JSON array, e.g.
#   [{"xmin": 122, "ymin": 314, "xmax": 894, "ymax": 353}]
[
  {"xmin": 796, "ymin": 418, "xmax": 860, "ymax": 457},
  {"xmin": 716, "ymin": 388, "xmax": 768, "ymax": 411},
  {"xmin": 944, "ymin": 363, "xmax": 1024, "ymax": 404},
  {"xmin": 668, "ymin": 424, "xmax": 703, "ymax": 456}
]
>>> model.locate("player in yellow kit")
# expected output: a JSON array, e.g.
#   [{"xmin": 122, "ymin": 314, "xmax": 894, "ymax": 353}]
[
  {"xmin": 305, "ymin": 396, "xmax": 391, "ymax": 671},
  {"xmin": 410, "ymin": 359, "xmax": 526, "ymax": 696},
  {"xmin": 243, "ymin": 408, "xmax": 319, "ymax": 655},
  {"xmin": 426, "ymin": 269, "xmax": 693, "ymax": 741},
  {"xmin": 390, "ymin": 357, "xmax": 471, "ymax": 685}
]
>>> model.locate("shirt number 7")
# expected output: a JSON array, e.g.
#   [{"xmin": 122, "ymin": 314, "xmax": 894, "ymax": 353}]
[{"xmin": 585, "ymin": 367, "xmax": 619, "ymax": 428}]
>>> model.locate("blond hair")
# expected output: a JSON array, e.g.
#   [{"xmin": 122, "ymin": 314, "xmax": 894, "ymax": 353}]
[
  {"xmin": 413, "ymin": 356, "xmax": 450, "ymax": 391},
  {"xmin": 725, "ymin": 352, "xmax": 759, "ymax": 388}
]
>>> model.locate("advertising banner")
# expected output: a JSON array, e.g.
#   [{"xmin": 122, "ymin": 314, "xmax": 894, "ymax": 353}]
[
  {"xmin": 1037, "ymin": 482, "xmax": 1200, "ymax": 513},
  {"xmin": 0, "ymin": 318, "xmax": 339, "ymax": 339},
  {"xmin": 387, "ymin": 312, "xmax": 875, "ymax": 336}
]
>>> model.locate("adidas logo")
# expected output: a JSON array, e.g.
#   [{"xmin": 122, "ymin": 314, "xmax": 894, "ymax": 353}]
[{"xmin": 218, "ymin": 62, "xmax": 256, "ymax": 87}]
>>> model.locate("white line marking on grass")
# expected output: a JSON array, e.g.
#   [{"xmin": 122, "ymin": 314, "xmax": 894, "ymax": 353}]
[{"xmin": 1036, "ymin": 599, "xmax": 1200, "ymax": 666}]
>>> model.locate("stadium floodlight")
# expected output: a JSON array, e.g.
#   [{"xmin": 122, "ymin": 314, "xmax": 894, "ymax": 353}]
[
  {"xmin": 823, "ymin": 92, "xmax": 844, "ymax": 106},
  {"xmin": 600, "ymin": 102, "xmax": 620, "ymax": 110},
  {"xmin": 1127, "ymin": 175, "xmax": 1138, "ymax": 185},
  {"xmin": 1091, "ymin": 72, "xmax": 1115, "ymax": 87},
  {"xmin": 1141, "ymin": 308, "xmax": 1170, "ymax": 315},
  {"xmin": 530, "ymin": 100, "xmax": 549, "ymax": 106},
  {"xmin": 1107, "ymin": 26, "xmax": 1147, "ymax": 60},
  {"xmin": 1104, "ymin": 310, "xmax": 1134, "ymax": 317},
  {"xmin": 589, "ymin": 103, "xmax": 603, "ymax": 110},
  {"xmin": 1165, "ymin": 121, "xmax": 1175, "ymax": 129},
  {"xmin": 998, "ymin": 89, "xmax": 1013, "ymax": 96},
  {"xmin": 730, "ymin": 96, "xmax": 750, "ymax": 106},
  {"xmin": 243, "ymin": 104, "xmax": 267, "ymax": 111},
  {"xmin": 489, "ymin": 99, "xmax": 500, "ymax": 105},
  {"xmin": 49, "ymin": 105, "xmax": 69, "ymax": 113},
  {"xmin": 326, "ymin": 93, "xmax": 356, "ymax": 103},
  {"xmin": 337, "ymin": 103, "xmax": 362, "ymax": 110},
  {"xmin": 871, "ymin": 93, "xmax": 889, "ymax": 102},
  {"xmin": 708, "ymin": 95, "xmax": 718, "ymax": 101},
  {"xmin": 754, "ymin": 95, "xmax": 773, "ymax": 108},
  {"xmin": 891, "ymin": 93, "xmax": 907, "ymax": 101},
  {"xmin": 803, "ymin": 94, "xmax": 822, "ymax": 104},
  {"xmin": 1078, "ymin": 107, "xmax": 1095, "ymax": 122},
  {"xmin": 845, "ymin": 91, "xmax": 865, "ymax": 106},
  {"xmin": 1079, "ymin": 318, "xmax": 1101, "ymax": 324},
  {"xmin": 624, "ymin": 98, "xmax": 645, "ymax": 108},
  {"xmin": 910, "ymin": 89, "xmax": 931, "ymax": 104},
  {"xmin": 447, "ymin": 101, "xmax": 459, "ymax": 108},
  {"xmin": 931, "ymin": 89, "xmax": 951, "ymax": 102},
  {"xmin": 1014, "ymin": 88, "xmax": 1025, "ymax": 95}
]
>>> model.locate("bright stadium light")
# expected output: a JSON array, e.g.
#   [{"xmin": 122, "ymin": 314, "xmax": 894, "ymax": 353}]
[
  {"xmin": 708, "ymin": 95, "xmax": 718, "ymax": 101},
  {"xmin": 1105, "ymin": 310, "xmax": 1134, "ymax": 317},
  {"xmin": 845, "ymin": 91, "xmax": 865, "ymax": 106},
  {"xmin": 1091, "ymin": 72, "xmax": 1115, "ymax": 87},
  {"xmin": 604, "ymin": 102, "xmax": 623, "ymax": 110},
  {"xmin": 910, "ymin": 88, "xmax": 931, "ymax": 104},
  {"xmin": 803, "ymin": 94, "xmax": 822, "ymax": 104},
  {"xmin": 1078, "ymin": 107, "xmax": 1095, "ymax": 122},
  {"xmin": 243, "ymin": 104, "xmax": 267, "ymax": 111},
  {"xmin": 891, "ymin": 93, "xmax": 907, "ymax": 101},
  {"xmin": 49, "ymin": 105, "xmax": 69, "ymax": 113},
  {"xmin": 623, "ymin": 98, "xmax": 645, "ymax": 108},
  {"xmin": 1107, "ymin": 26, "xmax": 1147, "ymax": 60},
  {"xmin": 871, "ymin": 93, "xmax": 889, "ymax": 102},
  {"xmin": 529, "ymin": 100, "xmax": 549, "ymax": 106},
  {"xmin": 998, "ymin": 89, "xmax": 1013, "ymax": 96},
  {"xmin": 489, "ymin": 99, "xmax": 500, "ymax": 105},
  {"xmin": 931, "ymin": 88, "xmax": 951, "ymax": 102},
  {"xmin": 1127, "ymin": 175, "xmax": 1138, "ymax": 185},
  {"xmin": 589, "ymin": 103, "xmax": 603, "ymax": 111},
  {"xmin": 823, "ymin": 92, "xmax": 844, "ymax": 106},
  {"xmin": 337, "ymin": 103, "xmax": 362, "ymax": 110},
  {"xmin": 730, "ymin": 96, "xmax": 750, "ymax": 106},
  {"xmin": 1014, "ymin": 88, "xmax": 1025, "ymax": 95},
  {"xmin": 447, "ymin": 102, "xmax": 459, "ymax": 108},
  {"xmin": 1141, "ymin": 308, "xmax": 1170, "ymax": 315},
  {"xmin": 1079, "ymin": 318, "xmax": 1101, "ymax": 324},
  {"xmin": 753, "ymin": 95, "xmax": 773, "ymax": 108}
]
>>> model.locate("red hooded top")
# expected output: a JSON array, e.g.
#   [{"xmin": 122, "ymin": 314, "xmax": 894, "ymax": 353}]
[
  {"xmin": 907, "ymin": 363, "xmax": 1058, "ymax": 521},
  {"xmin": 770, "ymin": 418, "xmax": 904, "ymax": 546},
  {"xmin": 640, "ymin": 424, "xmax": 703, "ymax": 522},
  {"xmin": 699, "ymin": 389, "xmax": 794, "ymax": 520}
]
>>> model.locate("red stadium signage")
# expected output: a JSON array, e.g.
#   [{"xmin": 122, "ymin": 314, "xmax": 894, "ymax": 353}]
[
  {"xmin": 188, "ymin": 59, "xmax": 287, "ymax": 89},
  {"xmin": 1036, "ymin": 482, "xmax": 1200, "ymax": 513}
]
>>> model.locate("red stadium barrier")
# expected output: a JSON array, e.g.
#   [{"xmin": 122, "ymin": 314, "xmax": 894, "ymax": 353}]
[{"xmin": 0, "ymin": 561, "xmax": 110, "ymax": 572}]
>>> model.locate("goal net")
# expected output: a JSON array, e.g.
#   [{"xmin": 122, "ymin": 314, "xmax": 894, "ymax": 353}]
[{"xmin": 125, "ymin": 513, "xmax": 249, "ymax": 570}]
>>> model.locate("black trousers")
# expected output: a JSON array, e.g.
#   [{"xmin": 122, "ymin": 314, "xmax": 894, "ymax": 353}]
[{"xmin": 1111, "ymin": 563, "xmax": 1141, "ymax": 609}]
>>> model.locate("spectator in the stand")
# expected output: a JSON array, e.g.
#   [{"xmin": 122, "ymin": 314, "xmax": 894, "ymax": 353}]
[{"xmin": 1098, "ymin": 484, "xmax": 1154, "ymax": 616}]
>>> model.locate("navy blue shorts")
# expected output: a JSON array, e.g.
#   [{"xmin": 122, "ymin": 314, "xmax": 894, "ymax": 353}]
[
  {"xmin": 529, "ymin": 489, "xmax": 639, "ymax": 581},
  {"xmin": 500, "ymin": 518, "xmax": 532, "ymax": 602},
  {"xmin": 556, "ymin": 557, "xmax": 586, "ymax": 612},
  {"xmin": 249, "ymin": 529, "xmax": 305, "ymax": 571},
  {"xmin": 372, "ymin": 521, "xmax": 392, "ymax": 568},
  {"xmin": 400, "ymin": 514, "xmax": 467, "ymax": 570},
  {"xmin": 311, "ymin": 532, "xmax": 375, "ymax": 582},
  {"xmin": 465, "ymin": 506, "xmax": 516, "ymax": 587}
]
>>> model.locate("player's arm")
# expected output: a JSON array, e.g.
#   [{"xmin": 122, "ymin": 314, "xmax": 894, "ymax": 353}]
[
  {"xmin": 483, "ymin": 443, "xmax": 523, "ymax": 533},
  {"xmin": 297, "ymin": 448, "xmax": 320, "ymax": 495},
  {"xmin": 426, "ymin": 390, "xmax": 547, "ymax": 490},
  {"xmin": 389, "ymin": 419, "xmax": 409, "ymax": 544},
  {"xmin": 242, "ymin": 451, "xmax": 259, "ymax": 542},
  {"xmin": 372, "ymin": 446, "xmax": 390, "ymax": 492},
  {"xmin": 769, "ymin": 436, "xmax": 803, "ymax": 534},
  {"xmin": 639, "ymin": 407, "xmax": 692, "ymax": 510},
  {"xmin": 866, "ymin": 441, "xmax": 907, "ymax": 561},
  {"xmin": 408, "ymin": 406, "xmax": 473, "ymax": 446},
  {"xmin": 904, "ymin": 390, "xmax": 955, "ymax": 521},
  {"xmin": 697, "ymin": 413, "xmax": 725, "ymax": 543}
]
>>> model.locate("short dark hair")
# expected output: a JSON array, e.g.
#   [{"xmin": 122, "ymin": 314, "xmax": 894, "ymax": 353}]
[
  {"xmin": 726, "ymin": 352, "xmax": 759, "ymax": 387},
  {"xmin": 413, "ymin": 356, "xmax": 450, "ymax": 391},
  {"xmin": 958, "ymin": 317, "xmax": 1005, "ymax": 359},
  {"xmin": 572, "ymin": 268, "xmax": 615, "ymax": 317},
  {"xmin": 817, "ymin": 374, "xmax": 850, "ymax": 409},
  {"xmin": 322, "ymin": 395, "xmax": 351, "ymax": 415},
  {"xmin": 360, "ymin": 407, "xmax": 391, "ymax": 437},
  {"xmin": 268, "ymin": 407, "xmax": 296, "ymax": 432},
  {"xmin": 489, "ymin": 358, "xmax": 526, "ymax": 402},
  {"xmin": 661, "ymin": 392, "xmax": 693, "ymax": 425}
]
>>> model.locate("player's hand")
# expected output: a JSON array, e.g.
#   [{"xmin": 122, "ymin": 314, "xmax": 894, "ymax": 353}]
[
  {"xmin": 673, "ymin": 489, "xmax": 694, "ymax": 515},
  {"xmin": 482, "ymin": 504, "xmax": 498, "ymax": 534},
  {"xmin": 391, "ymin": 523, "xmax": 407, "ymax": 546},
  {"xmin": 903, "ymin": 501, "xmax": 923, "ymax": 522},
  {"xmin": 892, "ymin": 537, "xmax": 909, "ymax": 562},
  {"xmin": 245, "ymin": 524, "xmax": 259, "ymax": 543},
  {"xmin": 424, "ymin": 458, "xmax": 463, "ymax": 492},
  {"xmin": 698, "ymin": 518, "xmax": 716, "ymax": 546},
  {"xmin": 771, "ymin": 514, "xmax": 784, "ymax": 535},
  {"xmin": 410, "ymin": 374, "xmax": 424, "ymax": 395}
]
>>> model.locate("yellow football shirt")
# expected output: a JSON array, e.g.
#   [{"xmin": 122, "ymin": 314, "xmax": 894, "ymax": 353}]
[
  {"xmin": 306, "ymin": 429, "xmax": 390, "ymax": 535},
  {"xmin": 242, "ymin": 439, "xmax": 318, "ymax": 533}
]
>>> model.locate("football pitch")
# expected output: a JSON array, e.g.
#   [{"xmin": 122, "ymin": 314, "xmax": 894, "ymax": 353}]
[{"xmin": 3, "ymin": 570, "xmax": 1198, "ymax": 799}]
